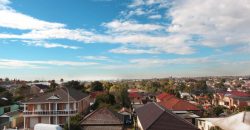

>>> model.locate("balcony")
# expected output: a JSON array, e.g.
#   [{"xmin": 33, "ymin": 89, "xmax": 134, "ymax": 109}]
[{"xmin": 23, "ymin": 110, "xmax": 77, "ymax": 116}]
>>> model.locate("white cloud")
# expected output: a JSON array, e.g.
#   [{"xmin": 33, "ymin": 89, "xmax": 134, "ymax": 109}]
[
  {"xmin": 79, "ymin": 56, "xmax": 110, "ymax": 61},
  {"xmin": 0, "ymin": 0, "xmax": 10, "ymax": 9},
  {"xmin": 6, "ymin": 0, "xmax": 247, "ymax": 55},
  {"xmin": 130, "ymin": 57, "xmax": 212, "ymax": 66},
  {"xmin": 235, "ymin": 44, "xmax": 250, "ymax": 54},
  {"xmin": 148, "ymin": 14, "xmax": 162, "ymax": 19},
  {"xmin": 168, "ymin": 0, "xmax": 250, "ymax": 47},
  {"xmin": 128, "ymin": 0, "xmax": 145, "ymax": 8},
  {"xmin": 0, "ymin": 28, "xmax": 94, "ymax": 41},
  {"xmin": 109, "ymin": 34, "xmax": 195, "ymax": 54},
  {"xmin": 0, "ymin": 0, "xmax": 194, "ymax": 55},
  {"xmin": 22, "ymin": 40, "xmax": 80, "ymax": 49},
  {"xmin": 103, "ymin": 20, "xmax": 164, "ymax": 33},
  {"xmin": 128, "ymin": 0, "xmax": 169, "ymax": 8},
  {"xmin": 0, "ymin": 8, "xmax": 65, "ymax": 30},
  {"xmin": 126, "ymin": 8, "xmax": 147, "ymax": 17},
  {"xmin": 109, "ymin": 46, "xmax": 160, "ymax": 54},
  {"xmin": 0, "ymin": 28, "xmax": 194, "ymax": 54},
  {"xmin": 0, "ymin": 59, "xmax": 98, "ymax": 69}
]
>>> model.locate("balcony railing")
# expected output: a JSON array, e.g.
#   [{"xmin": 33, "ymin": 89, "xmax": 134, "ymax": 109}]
[{"xmin": 23, "ymin": 110, "xmax": 77, "ymax": 115}]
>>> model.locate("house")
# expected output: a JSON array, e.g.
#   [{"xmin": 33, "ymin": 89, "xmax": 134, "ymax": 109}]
[
  {"xmin": 0, "ymin": 110, "xmax": 23, "ymax": 129},
  {"xmin": 196, "ymin": 118, "xmax": 221, "ymax": 130},
  {"xmin": 158, "ymin": 98, "xmax": 200, "ymax": 112},
  {"xmin": 156, "ymin": 93, "xmax": 201, "ymax": 123},
  {"xmin": 118, "ymin": 107, "xmax": 132, "ymax": 125},
  {"xmin": 213, "ymin": 90, "xmax": 250, "ymax": 109},
  {"xmin": 23, "ymin": 87, "xmax": 90, "ymax": 129},
  {"xmin": 156, "ymin": 92, "xmax": 174, "ymax": 102},
  {"xmin": 129, "ymin": 92, "xmax": 142, "ymax": 104},
  {"xmin": 196, "ymin": 111, "xmax": 250, "ymax": 130},
  {"xmin": 81, "ymin": 107, "xmax": 124, "ymax": 130},
  {"xmin": 0, "ymin": 104, "xmax": 19, "ymax": 116},
  {"xmin": 179, "ymin": 92, "xmax": 192, "ymax": 100},
  {"xmin": 89, "ymin": 91, "xmax": 107, "ymax": 106},
  {"xmin": 135, "ymin": 102, "xmax": 199, "ymax": 130},
  {"xmin": 30, "ymin": 84, "xmax": 49, "ymax": 94},
  {"xmin": 156, "ymin": 93, "xmax": 200, "ymax": 113}
]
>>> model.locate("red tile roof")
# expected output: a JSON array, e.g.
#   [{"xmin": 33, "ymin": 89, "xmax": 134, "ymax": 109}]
[
  {"xmin": 157, "ymin": 93, "xmax": 200, "ymax": 111},
  {"xmin": 159, "ymin": 98, "xmax": 200, "ymax": 111},
  {"xmin": 229, "ymin": 91, "xmax": 250, "ymax": 97},
  {"xmin": 90, "ymin": 91, "xmax": 107, "ymax": 98},
  {"xmin": 156, "ymin": 92, "xmax": 175, "ymax": 101},
  {"xmin": 128, "ymin": 92, "xmax": 141, "ymax": 98}
]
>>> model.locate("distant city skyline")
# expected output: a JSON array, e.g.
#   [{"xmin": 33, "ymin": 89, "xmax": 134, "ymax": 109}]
[{"xmin": 0, "ymin": 0, "xmax": 250, "ymax": 80}]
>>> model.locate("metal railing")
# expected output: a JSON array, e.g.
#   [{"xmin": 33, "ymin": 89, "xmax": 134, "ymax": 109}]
[{"xmin": 23, "ymin": 110, "xmax": 77, "ymax": 115}]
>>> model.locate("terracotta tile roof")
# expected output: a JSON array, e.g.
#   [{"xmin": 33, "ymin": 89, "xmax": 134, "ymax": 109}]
[
  {"xmin": 90, "ymin": 91, "xmax": 107, "ymax": 99},
  {"xmin": 229, "ymin": 91, "xmax": 250, "ymax": 97},
  {"xmin": 218, "ymin": 90, "xmax": 250, "ymax": 97},
  {"xmin": 135, "ymin": 102, "xmax": 199, "ymax": 130},
  {"xmin": 156, "ymin": 92, "xmax": 174, "ymax": 101},
  {"xmin": 156, "ymin": 93, "xmax": 200, "ymax": 111},
  {"xmin": 128, "ymin": 92, "xmax": 141, "ymax": 98},
  {"xmin": 158, "ymin": 98, "xmax": 200, "ymax": 111}
]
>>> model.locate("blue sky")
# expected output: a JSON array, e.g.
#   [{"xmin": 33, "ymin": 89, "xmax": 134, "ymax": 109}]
[{"xmin": 0, "ymin": 0, "xmax": 250, "ymax": 80}]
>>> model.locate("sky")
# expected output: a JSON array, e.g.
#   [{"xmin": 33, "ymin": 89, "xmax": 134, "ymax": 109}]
[{"xmin": 0, "ymin": 0, "xmax": 250, "ymax": 80}]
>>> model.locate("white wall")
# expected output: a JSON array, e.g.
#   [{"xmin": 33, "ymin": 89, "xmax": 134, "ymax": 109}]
[{"xmin": 196, "ymin": 119, "xmax": 215, "ymax": 130}]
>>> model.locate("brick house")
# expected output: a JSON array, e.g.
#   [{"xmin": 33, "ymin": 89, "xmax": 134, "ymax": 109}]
[{"xmin": 23, "ymin": 87, "xmax": 90, "ymax": 129}]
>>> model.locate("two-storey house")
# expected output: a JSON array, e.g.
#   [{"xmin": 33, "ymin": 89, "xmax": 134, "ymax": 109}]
[{"xmin": 23, "ymin": 87, "xmax": 90, "ymax": 129}]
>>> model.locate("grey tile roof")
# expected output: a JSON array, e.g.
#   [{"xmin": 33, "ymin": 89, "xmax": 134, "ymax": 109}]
[{"xmin": 135, "ymin": 102, "xmax": 199, "ymax": 130}]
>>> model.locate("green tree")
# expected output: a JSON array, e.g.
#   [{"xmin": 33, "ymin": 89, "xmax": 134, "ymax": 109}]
[
  {"xmin": 145, "ymin": 81, "xmax": 162, "ymax": 93},
  {"xmin": 64, "ymin": 114, "xmax": 82, "ymax": 130},
  {"xmin": 0, "ymin": 87, "xmax": 6, "ymax": 93},
  {"xmin": 65, "ymin": 80, "xmax": 83, "ymax": 90},
  {"xmin": 243, "ymin": 106, "xmax": 250, "ymax": 111},
  {"xmin": 49, "ymin": 80, "xmax": 58, "ymax": 90},
  {"xmin": 92, "ymin": 93, "xmax": 116, "ymax": 110},
  {"xmin": 212, "ymin": 105, "xmax": 225, "ymax": 116},
  {"xmin": 0, "ymin": 91, "xmax": 14, "ymax": 106},
  {"xmin": 103, "ymin": 82, "xmax": 113, "ymax": 92},
  {"xmin": 118, "ymin": 88, "xmax": 131, "ymax": 108},
  {"xmin": 91, "ymin": 81, "xmax": 104, "ymax": 92}
]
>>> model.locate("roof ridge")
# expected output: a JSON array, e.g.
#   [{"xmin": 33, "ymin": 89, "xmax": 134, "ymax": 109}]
[
  {"xmin": 154, "ymin": 102, "xmax": 165, "ymax": 112},
  {"xmin": 61, "ymin": 86, "xmax": 76, "ymax": 101},
  {"xmin": 81, "ymin": 107, "xmax": 123, "ymax": 125},
  {"xmin": 144, "ymin": 102, "xmax": 165, "ymax": 130},
  {"xmin": 159, "ymin": 102, "xmax": 199, "ymax": 128},
  {"xmin": 81, "ymin": 107, "xmax": 102, "ymax": 122}
]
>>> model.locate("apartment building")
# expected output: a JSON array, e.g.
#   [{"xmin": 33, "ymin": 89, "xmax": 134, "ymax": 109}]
[{"xmin": 23, "ymin": 87, "xmax": 90, "ymax": 129}]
